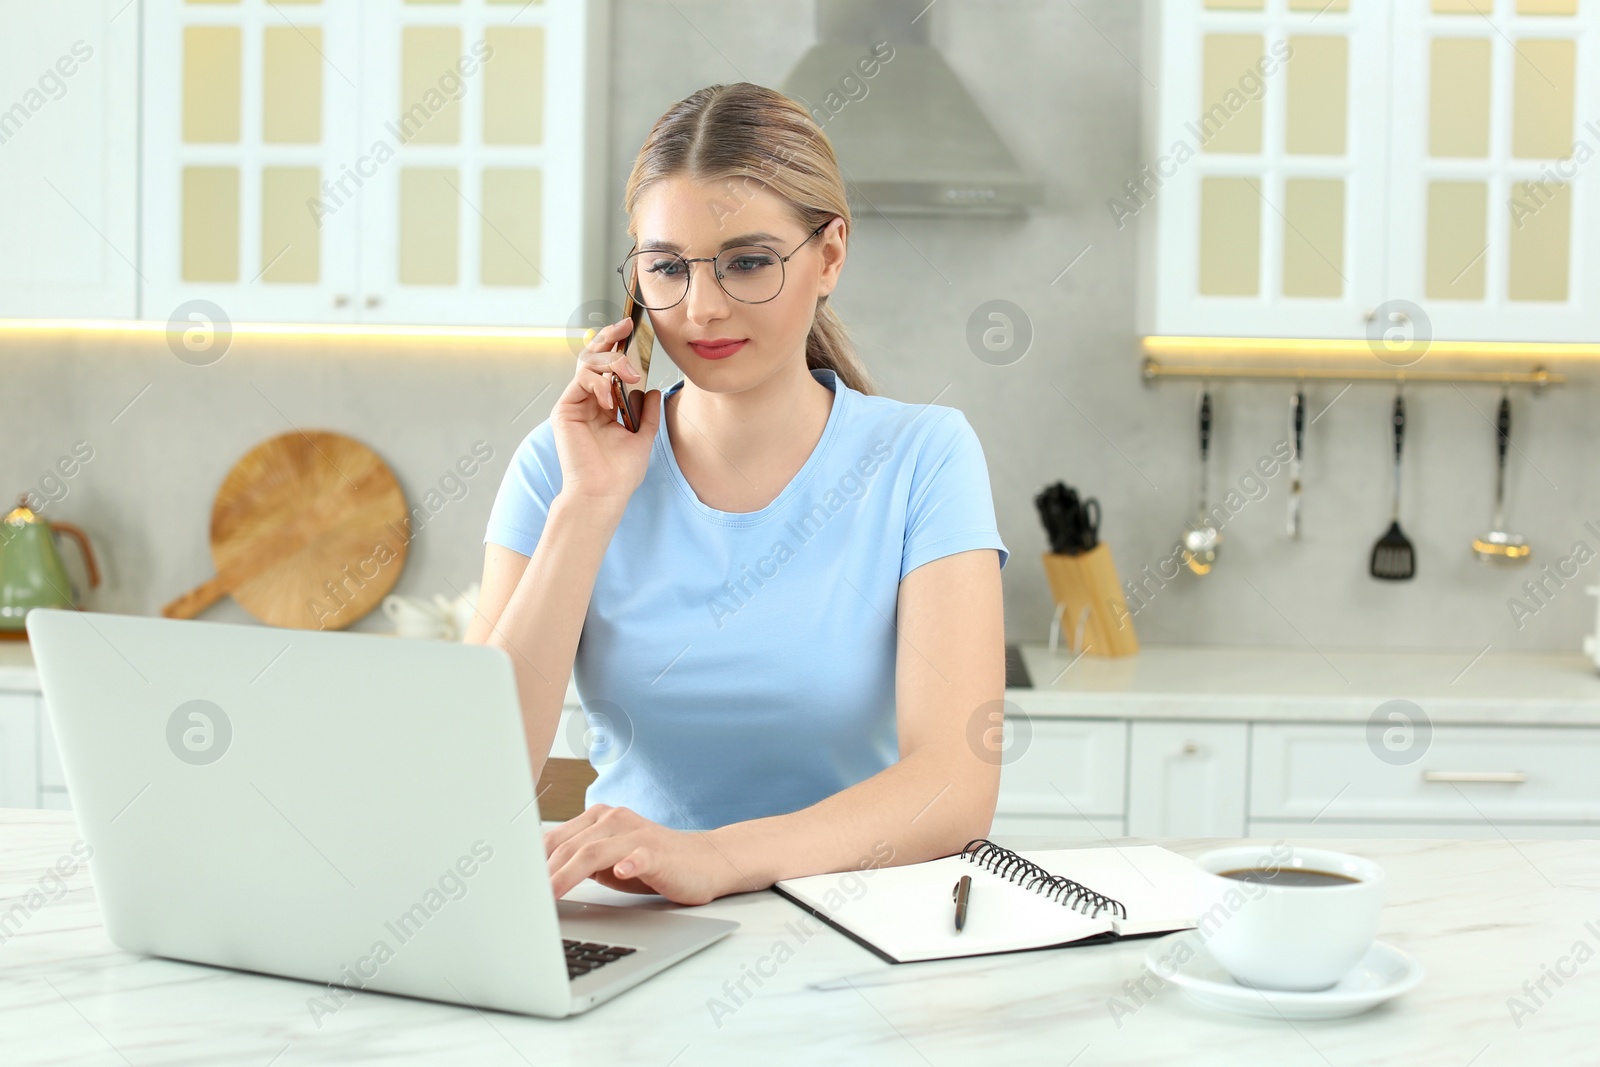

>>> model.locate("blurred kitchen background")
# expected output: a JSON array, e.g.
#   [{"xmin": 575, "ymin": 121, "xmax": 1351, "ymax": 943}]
[{"xmin": 4, "ymin": 0, "xmax": 1598, "ymax": 654}]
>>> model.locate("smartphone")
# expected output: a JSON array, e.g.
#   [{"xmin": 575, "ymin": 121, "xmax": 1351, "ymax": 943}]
[{"xmin": 608, "ymin": 281, "xmax": 655, "ymax": 433}]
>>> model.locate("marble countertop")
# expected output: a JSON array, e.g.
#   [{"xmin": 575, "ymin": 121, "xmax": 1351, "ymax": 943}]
[
  {"xmin": 9, "ymin": 633, "xmax": 1600, "ymax": 724},
  {"xmin": 1013, "ymin": 644, "xmax": 1600, "ymax": 724},
  {"xmin": 1, "ymin": 809, "xmax": 1593, "ymax": 1065}
]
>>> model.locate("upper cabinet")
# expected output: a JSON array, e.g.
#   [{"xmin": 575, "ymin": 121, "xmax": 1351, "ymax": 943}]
[
  {"xmin": 1387, "ymin": 0, "xmax": 1599, "ymax": 342},
  {"xmin": 0, "ymin": 0, "xmax": 139, "ymax": 319},
  {"xmin": 140, "ymin": 0, "xmax": 610, "ymax": 328},
  {"xmin": 1142, "ymin": 0, "xmax": 1600, "ymax": 343}
]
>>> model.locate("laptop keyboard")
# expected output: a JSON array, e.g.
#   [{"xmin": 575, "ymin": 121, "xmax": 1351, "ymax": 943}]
[{"xmin": 564, "ymin": 938, "xmax": 637, "ymax": 980}]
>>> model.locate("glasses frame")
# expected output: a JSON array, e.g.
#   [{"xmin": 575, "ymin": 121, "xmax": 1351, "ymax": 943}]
[{"xmin": 615, "ymin": 219, "xmax": 834, "ymax": 311}]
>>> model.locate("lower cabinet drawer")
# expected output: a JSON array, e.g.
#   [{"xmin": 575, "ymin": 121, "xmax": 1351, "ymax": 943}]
[
  {"xmin": 990, "ymin": 813, "xmax": 1126, "ymax": 840},
  {"xmin": 39, "ymin": 705, "xmax": 66, "ymax": 791},
  {"xmin": 1252, "ymin": 723, "xmax": 1600, "ymax": 823},
  {"xmin": 996, "ymin": 717, "xmax": 1126, "ymax": 818},
  {"xmin": 1249, "ymin": 819, "xmax": 1600, "ymax": 841}
]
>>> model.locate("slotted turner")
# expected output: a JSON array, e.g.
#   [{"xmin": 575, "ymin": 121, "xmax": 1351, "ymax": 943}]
[{"xmin": 1370, "ymin": 392, "xmax": 1415, "ymax": 580}]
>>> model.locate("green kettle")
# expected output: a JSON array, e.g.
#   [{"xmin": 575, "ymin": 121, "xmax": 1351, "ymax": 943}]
[{"xmin": 0, "ymin": 496, "xmax": 100, "ymax": 639}]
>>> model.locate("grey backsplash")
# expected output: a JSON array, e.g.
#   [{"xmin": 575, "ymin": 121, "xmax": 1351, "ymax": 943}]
[{"xmin": 8, "ymin": 1, "xmax": 1598, "ymax": 655}]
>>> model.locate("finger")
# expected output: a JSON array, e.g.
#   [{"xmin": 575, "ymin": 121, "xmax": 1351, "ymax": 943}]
[
  {"xmin": 549, "ymin": 835, "xmax": 638, "ymax": 900},
  {"xmin": 634, "ymin": 389, "xmax": 661, "ymax": 434},
  {"xmin": 543, "ymin": 803, "xmax": 608, "ymax": 860},
  {"xmin": 579, "ymin": 318, "xmax": 633, "ymax": 364},
  {"xmin": 612, "ymin": 845, "xmax": 648, "ymax": 880}
]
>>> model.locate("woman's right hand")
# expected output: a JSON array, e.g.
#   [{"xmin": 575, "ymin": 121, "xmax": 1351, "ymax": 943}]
[{"xmin": 549, "ymin": 316, "xmax": 662, "ymax": 509}]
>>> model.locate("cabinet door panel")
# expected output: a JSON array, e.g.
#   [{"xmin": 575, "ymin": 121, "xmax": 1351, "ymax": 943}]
[
  {"xmin": 39, "ymin": 698, "xmax": 66, "ymax": 791},
  {"xmin": 0, "ymin": 0, "xmax": 138, "ymax": 318},
  {"xmin": 141, "ymin": 0, "xmax": 363, "ymax": 323},
  {"xmin": 355, "ymin": 0, "xmax": 607, "ymax": 326},
  {"xmin": 1127, "ymin": 721, "xmax": 1248, "ymax": 837},
  {"xmin": 0, "ymin": 695, "xmax": 40, "ymax": 809},
  {"xmin": 1147, "ymin": 2, "xmax": 1388, "ymax": 338},
  {"xmin": 1386, "ymin": 3, "xmax": 1600, "ymax": 341},
  {"xmin": 996, "ymin": 718, "xmax": 1127, "ymax": 818}
]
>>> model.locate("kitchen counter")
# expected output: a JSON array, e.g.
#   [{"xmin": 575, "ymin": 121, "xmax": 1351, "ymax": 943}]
[
  {"xmin": 1, "ymin": 809, "xmax": 1593, "ymax": 1065},
  {"xmin": 1012, "ymin": 644, "xmax": 1600, "ymax": 724},
  {"xmin": 9, "ymin": 636, "xmax": 1600, "ymax": 724}
]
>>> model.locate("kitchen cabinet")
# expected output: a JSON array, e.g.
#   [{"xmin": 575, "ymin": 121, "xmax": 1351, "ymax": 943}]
[
  {"xmin": 992, "ymin": 718, "xmax": 1128, "ymax": 832},
  {"xmin": 1126, "ymin": 721, "xmax": 1248, "ymax": 837},
  {"xmin": 1247, "ymin": 818, "xmax": 1600, "ymax": 839},
  {"xmin": 1142, "ymin": 0, "xmax": 1600, "ymax": 342},
  {"xmin": 139, "ymin": 0, "xmax": 609, "ymax": 327},
  {"xmin": 1386, "ymin": 1, "xmax": 1600, "ymax": 342},
  {"xmin": 0, "ymin": 0, "xmax": 139, "ymax": 319},
  {"xmin": 1251, "ymin": 721, "xmax": 1600, "ymax": 823},
  {"xmin": 0, "ymin": 695, "xmax": 40, "ymax": 810},
  {"xmin": 989, "ymin": 814, "xmax": 1126, "ymax": 838}
]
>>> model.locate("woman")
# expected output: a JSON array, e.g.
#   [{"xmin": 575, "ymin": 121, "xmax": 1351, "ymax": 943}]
[{"xmin": 467, "ymin": 82, "xmax": 1009, "ymax": 907}]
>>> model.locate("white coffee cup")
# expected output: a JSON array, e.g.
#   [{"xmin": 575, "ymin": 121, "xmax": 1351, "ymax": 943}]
[{"xmin": 1193, "ymin": 844, "xmax": 1385, "ymax": 992}]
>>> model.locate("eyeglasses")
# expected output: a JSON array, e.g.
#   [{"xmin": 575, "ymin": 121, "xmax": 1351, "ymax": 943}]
[{"xmin": 616, "ymin": 219, "xmax": 833, "ymax": 311}]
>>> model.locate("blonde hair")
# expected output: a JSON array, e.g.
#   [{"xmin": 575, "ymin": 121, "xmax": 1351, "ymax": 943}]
[{"xmin": 622, "ymin": 82, "xmax": 877, "ymax": 397}]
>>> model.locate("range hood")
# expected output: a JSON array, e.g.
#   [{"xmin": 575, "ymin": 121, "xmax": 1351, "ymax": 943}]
[{"xmin": 779, "ymin": 0, "xmax": 1044, "ymax": 217}]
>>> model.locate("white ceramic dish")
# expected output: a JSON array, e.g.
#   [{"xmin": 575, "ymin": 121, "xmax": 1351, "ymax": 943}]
[{"xmin": 1143, "ymin": 937, "xmax": 1425, "ymax": 1020}]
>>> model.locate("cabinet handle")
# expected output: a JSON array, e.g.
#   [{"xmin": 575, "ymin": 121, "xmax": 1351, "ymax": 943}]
[
  {"xmin": 1422, "ymin": 770, "xmax": 1527, "ymax": 784},
  {"xmin": 1180, "ymin": 741, "xmax": 1198, "ymax": 755},
  {"xmin": 333, "ymin": 294, "xmax": 350, "ymax": 307},
  {"xmin": 365, "ymin": 294, "xmax": 382, "ymax": 308}
]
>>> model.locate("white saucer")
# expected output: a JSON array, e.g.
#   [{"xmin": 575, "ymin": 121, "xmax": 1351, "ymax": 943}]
[{"xmin": 1142, "ymin": 937, "xmax": 1425, "ymax": 1020}]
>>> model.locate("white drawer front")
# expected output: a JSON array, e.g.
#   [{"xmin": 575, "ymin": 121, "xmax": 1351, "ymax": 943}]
[
  {"xmin": 1252, "ymin": 724, "xmax": 1600, "ymax": 823},
  {"xmin": 39, "ymin": 700, "xmax": 66, "ymax": 790},
  {"xmin": 0, "ymin": 694, "xmax": 39, "ymax": 809},
  {"xmin": 990, "ymin": 813, "xmax": 1127, "ymax": 840},
  {"xmin": 997, "ymin": 718, "xmax": 1126, "ymax": 818},
  {"xmin": 1249, "ymin": 819, "xmax": 1600, "ymax": 841}
]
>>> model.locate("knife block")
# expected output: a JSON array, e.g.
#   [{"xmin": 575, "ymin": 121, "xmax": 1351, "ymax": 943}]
[{"xmin": 1040, "ymin": 546, "xmax": 1138, "ymax": 657}]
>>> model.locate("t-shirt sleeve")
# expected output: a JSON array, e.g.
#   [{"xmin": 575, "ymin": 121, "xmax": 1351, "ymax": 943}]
[
  {"xmin": 484, "ymin": 420, "xmax": 564, "ymax": 557},
  {"xmin": 900, "ymin": 409, "xmax": 1009, "ymax": 581}
]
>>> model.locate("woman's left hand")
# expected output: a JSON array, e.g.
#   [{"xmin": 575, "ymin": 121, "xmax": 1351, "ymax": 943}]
[{"xmin": 544, "ymin": 804, "xmax": 756, "ymax": 905}]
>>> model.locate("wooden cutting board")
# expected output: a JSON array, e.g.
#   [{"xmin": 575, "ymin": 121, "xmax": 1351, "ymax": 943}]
[{"xmin": 162, "ymin": 431, "xmax": 410, "ymax": 629}]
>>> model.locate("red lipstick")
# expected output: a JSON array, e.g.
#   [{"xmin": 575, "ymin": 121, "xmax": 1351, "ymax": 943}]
[{"xmin": 687, "ymin": 338, "xmax": 747, "ymax": 360}]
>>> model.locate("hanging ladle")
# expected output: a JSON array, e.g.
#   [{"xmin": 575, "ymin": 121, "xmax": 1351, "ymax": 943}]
[
  {"xmin": 1472, "ymin": 388, "xmax": 1531, "ymax": 564},
  {"xmin": 1182, "ymin": 387, "xmax": 1220, "ymax": 576}
]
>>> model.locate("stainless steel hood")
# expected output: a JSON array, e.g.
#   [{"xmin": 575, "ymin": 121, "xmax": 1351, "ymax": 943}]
[{"xmin": 779, "ymin": 0, "xmax": 1044, "ymax": 217}]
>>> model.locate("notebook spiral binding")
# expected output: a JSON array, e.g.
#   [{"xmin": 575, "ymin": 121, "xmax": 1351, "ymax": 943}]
[{"xmin": 958, "ymin": 839, "xmax": 1128, "ymax": 920}]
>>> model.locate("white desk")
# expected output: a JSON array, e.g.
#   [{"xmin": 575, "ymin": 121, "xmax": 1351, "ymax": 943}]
[{"xmin": 1, "ymin": 809, "xmax": 1595, "ymax": 1065}]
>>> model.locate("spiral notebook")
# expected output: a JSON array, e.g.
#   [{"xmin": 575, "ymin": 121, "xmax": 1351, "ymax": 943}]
[{"xmin": 772, "ymin": 840, "xmax": 1199, "ymax": 964}]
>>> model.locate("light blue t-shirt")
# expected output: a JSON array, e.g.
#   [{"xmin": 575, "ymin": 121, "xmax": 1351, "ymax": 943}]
[{"xmin": 484, "ymin": 366, "xmax": 1008, "ymax": 831}]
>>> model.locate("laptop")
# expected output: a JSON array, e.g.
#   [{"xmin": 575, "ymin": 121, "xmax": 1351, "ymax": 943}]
[{"xmin": 25, "ymin": 608, "xmax": 737, "ymax": 1019}]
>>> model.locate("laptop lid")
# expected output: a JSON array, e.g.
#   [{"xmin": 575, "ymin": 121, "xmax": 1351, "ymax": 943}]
[{"xmin": 26, "ymin": 608, "xmax": 573, "ymax": 1019}]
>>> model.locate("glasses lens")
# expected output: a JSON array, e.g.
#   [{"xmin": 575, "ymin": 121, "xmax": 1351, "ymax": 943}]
[
  {"xmin": 715, "ymin": 246, "xmax": 784, "ymax": 303},
  {"xmin": 625, "ymin": 251, "xmax": 690, "ymax": 309}
]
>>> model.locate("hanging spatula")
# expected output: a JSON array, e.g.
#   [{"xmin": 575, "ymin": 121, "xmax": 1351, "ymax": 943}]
[{"xmin": 1370, "ymin": 391, "xmax": 1416, "ymax": 580}]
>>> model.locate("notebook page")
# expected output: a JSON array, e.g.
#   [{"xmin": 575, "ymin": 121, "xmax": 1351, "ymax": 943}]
[
  {"xmin": 1014, "ymin": 845, "xmax": 1199, "ymax": 937},
  {"xmin": 775, "ymin": 854, "xmax": 1114, "ymax": 963}
]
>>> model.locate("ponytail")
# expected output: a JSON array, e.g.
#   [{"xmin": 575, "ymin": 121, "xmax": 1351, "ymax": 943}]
[{"xmin": 806, "ymin": 294, "xmax": 876, "ymax": 396}]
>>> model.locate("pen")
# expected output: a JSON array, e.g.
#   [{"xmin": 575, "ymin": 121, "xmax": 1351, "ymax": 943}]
[{"xmin": 952, "ymin": 875, "xmax": 971, "ymax": 932}]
